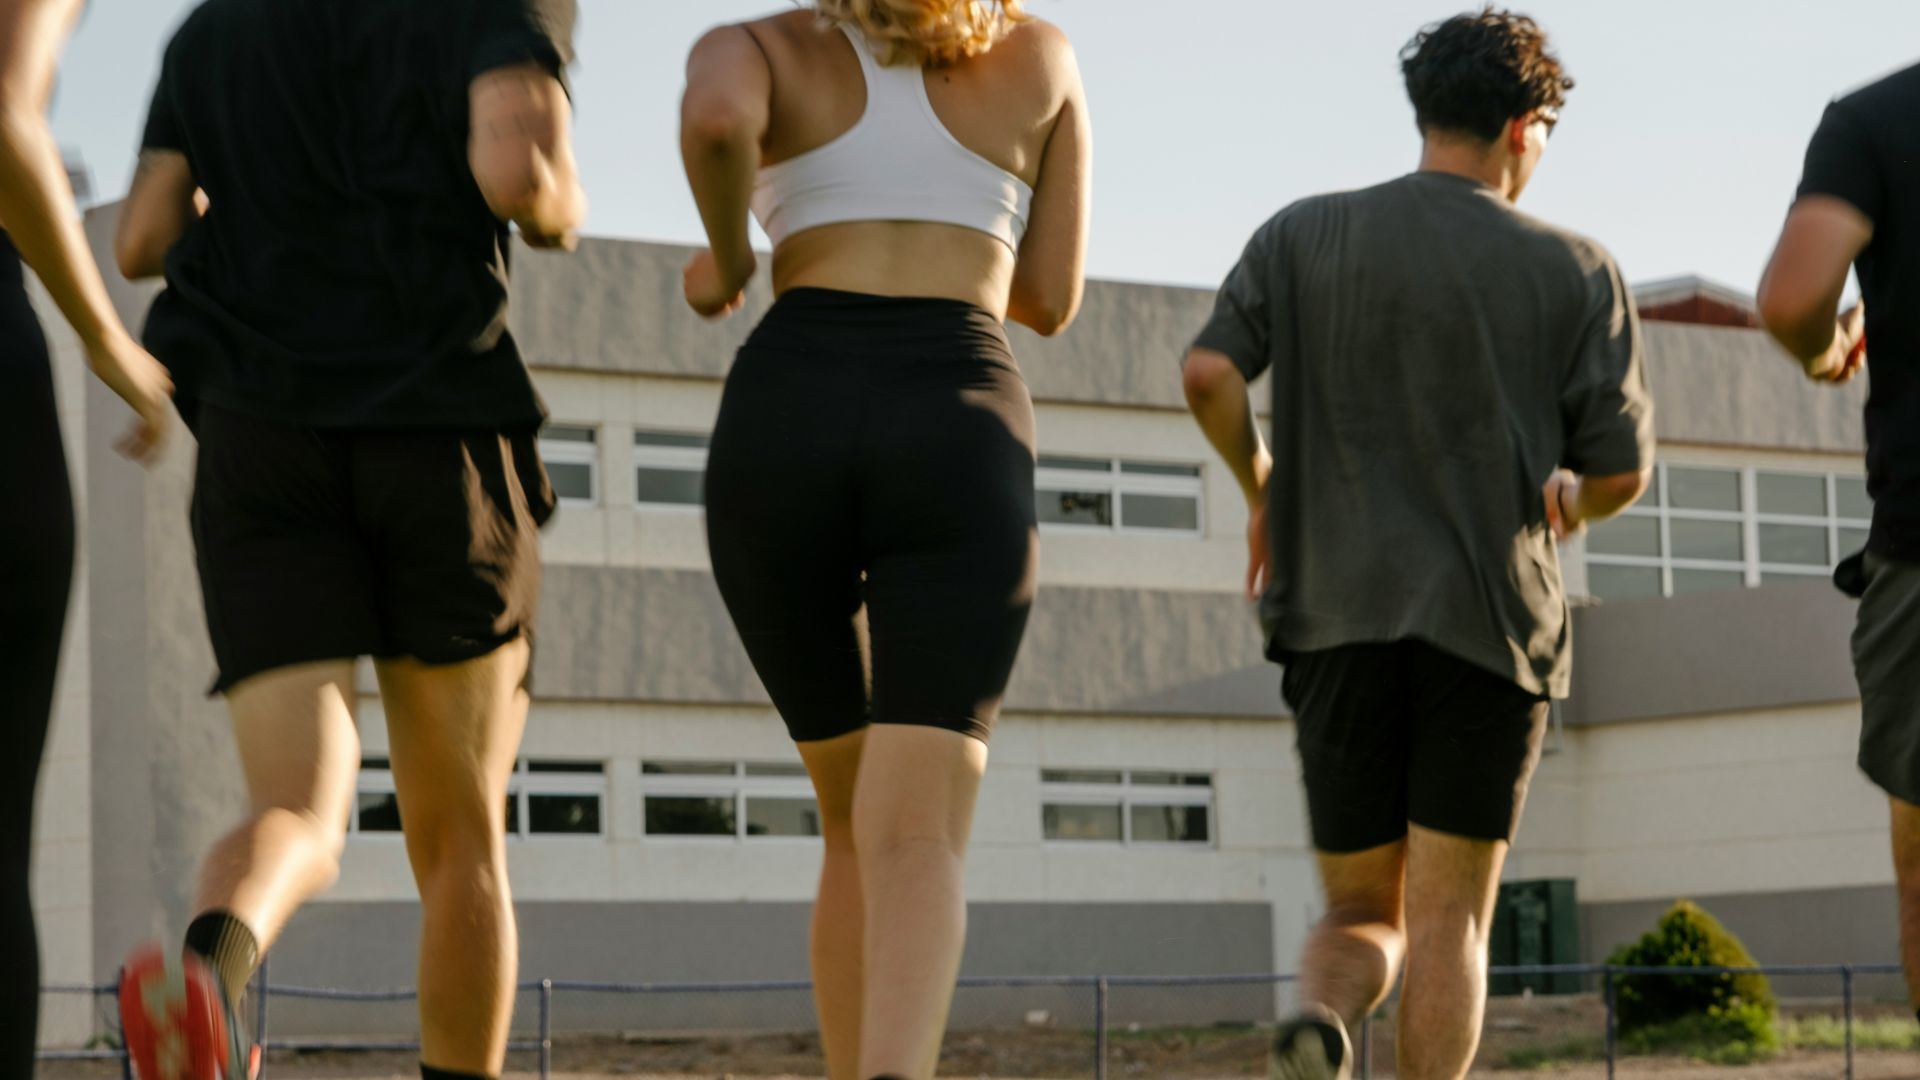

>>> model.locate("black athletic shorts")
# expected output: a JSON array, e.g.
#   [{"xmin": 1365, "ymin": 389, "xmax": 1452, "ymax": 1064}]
[
  {"xmin": 1281, "ymin": 640, "xmax": 1550, "ymax": 853},
  {"xmin": 189, "ymin": 402, "xmax": 555, "ymax": 694},
  {"xmin": 704, "ymin": 288, "xmax": 1038, "ymax": 744},
  {"xmin": 1853, "ymin": 551, "xmax": 1920, "ymax": 805}
]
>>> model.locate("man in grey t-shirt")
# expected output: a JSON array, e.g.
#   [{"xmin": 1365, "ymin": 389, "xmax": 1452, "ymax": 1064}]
[{"xmin": 1182, "ymin": 10, "xmax": 1654, "ymax": 1079}]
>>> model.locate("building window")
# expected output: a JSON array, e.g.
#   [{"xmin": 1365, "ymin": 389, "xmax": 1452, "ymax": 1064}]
[
  {"xmin": 352, "ymin": 757, "xmax": 402, "ymax": 834},
  {"xmin": 634, "ymin": 430, "xmax": 709, "ymax": 509},
  {"xmin": 1040, "ymin": 769, "xmax": 1213, "ymax": 846},
  {"xmin": 508, "ymin": 761, "xmax": 606, "ymax": 838},
  {"xmin": 1035, "ymin": 456, "xmax": 1204, "ymax": 536},
  {"xmin": 1584, "ymin": 464, "xmax": 1871, "ymax": 601},
  {"xmin": 351, "ymin": 758, "xmax": 607, "ymax": 839},
  {"xmin": 539, "ymin": 425, "xmax": 599, "ymax": 507},
  {"xmin": 640, "ymin": 761, "xmax": 820, "ymax": 840}
]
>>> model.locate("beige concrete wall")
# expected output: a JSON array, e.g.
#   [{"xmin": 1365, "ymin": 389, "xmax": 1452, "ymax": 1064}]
[
  {"xmin": 329, "ymin": 696, "xmax": 1895, "ymax": 975},
  {"xmin": 1508, "ymin": 700, "xmax": 1889, "ymax": 916},
  {"xmin": 336, "ymin": 701, "xmax": 1317, "ymax": 974},
  {"xmin": 1570, "ymin": 703, "xmax": 1886, "ymax": 903}
]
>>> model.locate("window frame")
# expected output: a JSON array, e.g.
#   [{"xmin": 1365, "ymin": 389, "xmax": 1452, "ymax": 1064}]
[
  {"xmin": 639, "ymin": 761, "xmax": 822, "ymax": 844},
  {"xmin": 539, "ymin": 424, "xmax": 600, "ymax": 509},
  {"xmin": 1039, "ymin": 768, "xmax": 1215, "ymax": 848},
  {"xmin": 509, "ymin": 760, "xmax": 608, "ymax": 841},
  {"xmin": 1583, "ymin": 463, "xmax": 1871, "ymax": 599},
  {"xmin": 349, "ymin": 757, "xmax": 403, "ymax": 840},
  {"xmin": 1034, "ymin": 456, "xmax": 1206, "ymax": 538},
  {"xmin": 632, "ymin": 430, "xmax": 710, "ymax": 513},
  {"xmin": 350, "ymin": 757, "xmax": 608, "ymax": 841}
]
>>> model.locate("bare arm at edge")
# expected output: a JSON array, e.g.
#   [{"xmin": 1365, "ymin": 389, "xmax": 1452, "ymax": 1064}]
[{"xmin": 0, "ymin": 0, "xmax": 171, "ymax": 461}]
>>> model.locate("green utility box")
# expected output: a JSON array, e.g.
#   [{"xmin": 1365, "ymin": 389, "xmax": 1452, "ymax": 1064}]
[{"xmin": 1489, "ymin": 879, "xmax": 1582, "ymax": 996}]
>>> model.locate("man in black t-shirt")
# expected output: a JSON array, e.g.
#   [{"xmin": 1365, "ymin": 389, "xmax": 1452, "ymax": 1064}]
[
  {"xmin": 1759, "ymin": 60, "xmax": 1920, "ymax": 1027},
  {"xmin": 110, "ymin": 3, "xmax": 583, "ymax": 1079}
]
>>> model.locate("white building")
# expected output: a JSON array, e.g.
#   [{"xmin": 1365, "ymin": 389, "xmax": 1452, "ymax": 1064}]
[{"xmin": 29, "ymin": 214, "xmax": 1896, "ymax": 1043}]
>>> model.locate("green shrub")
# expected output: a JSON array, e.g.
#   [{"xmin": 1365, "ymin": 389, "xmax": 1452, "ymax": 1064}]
[{"xmin": 1605, "ymin": 900, "xmax": 1777, "ymax": 1040}]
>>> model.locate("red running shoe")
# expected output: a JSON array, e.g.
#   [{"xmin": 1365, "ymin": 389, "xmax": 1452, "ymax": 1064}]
[{"xmin": 119, "ymin": 943, "xmax": 259, "ymax": 1080}]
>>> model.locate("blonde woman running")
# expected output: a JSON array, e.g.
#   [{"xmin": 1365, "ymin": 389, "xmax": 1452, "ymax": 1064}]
[{"xmin": 680, "ymin": 3, "xmax": 1089, "ymax": 1078}]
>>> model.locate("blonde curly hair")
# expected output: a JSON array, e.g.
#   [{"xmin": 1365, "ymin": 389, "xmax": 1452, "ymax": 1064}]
[{"xmin": 813, "ymin": 0, "xmax": 1029, "ymax": 67}]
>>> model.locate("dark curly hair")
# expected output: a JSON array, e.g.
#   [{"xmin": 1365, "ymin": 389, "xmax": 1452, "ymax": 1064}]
[{"xmin": 1401, "ymin": 8, "xmax": 1573, "ymax": 142}]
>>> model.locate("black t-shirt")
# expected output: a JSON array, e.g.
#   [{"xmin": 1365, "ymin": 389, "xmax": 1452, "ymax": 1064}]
[
  {"xmin": 1797, "ymin": 62, "xmax": 1920, "ymax": 559},
  {"xmin": 138, "ymin": 0, "xmax": 576, "ymax": 431}
]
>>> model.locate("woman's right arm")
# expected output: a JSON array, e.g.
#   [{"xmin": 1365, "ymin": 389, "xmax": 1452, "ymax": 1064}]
[
  {"xmin": 679, "ymin": 24, "xmax": 771, "ymax": 318},
  {"xmin": 0, "ymin": 0, "xmax": 172, "ymax": 461},
  {"xmin": 1006, "ymin": 24, "xmax": 1089, "ymax": 338}
]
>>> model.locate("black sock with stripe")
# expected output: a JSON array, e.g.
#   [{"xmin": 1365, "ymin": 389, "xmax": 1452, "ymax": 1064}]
[{"xmin": 182, "ymin": 910, "xmax": 260, "ymax": 1002}]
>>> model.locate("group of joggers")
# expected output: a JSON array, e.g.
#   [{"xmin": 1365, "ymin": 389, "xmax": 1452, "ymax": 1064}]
[{"xmin": 0, "ymin": 0, "xmax": 1912, "ymax": 1078}]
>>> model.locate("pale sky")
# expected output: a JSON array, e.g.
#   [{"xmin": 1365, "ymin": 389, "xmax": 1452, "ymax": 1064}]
[{"xmin": 53, "ymin": 0, "xmax": 1920, "ymax": 293}]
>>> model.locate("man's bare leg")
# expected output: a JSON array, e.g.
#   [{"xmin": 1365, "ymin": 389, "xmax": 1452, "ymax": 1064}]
[
  {"xmin": 1396, "ymin": 824, "xmax": 1509, "ymax": 1080},
  {"xmin": 377, "ymin": 638, "xmax": 530, "ymax": 1078},
  {"xmin": 190, "ymin": 660, "xmax": 361, "ymax": 971},
  {"xmin": 798, "ymin": 728, "xmax": 868, "ymax": 1080},
  {"xmin": 1300, "ymin": 840, "xmax": 1408, "ymax": 1030},
  {"xmin": 1891, "ymin": 798, "xmax": 1920, "ymax": 1015}
]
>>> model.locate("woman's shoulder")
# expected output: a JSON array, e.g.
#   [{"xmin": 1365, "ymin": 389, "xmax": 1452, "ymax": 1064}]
[
  {"xmin": 977, "ymin": 16, "xmax": 1077, "ymax": 95},
  {"xmin": 995, "ymin": 17, "xmax": 1075, "ymax": 65}
]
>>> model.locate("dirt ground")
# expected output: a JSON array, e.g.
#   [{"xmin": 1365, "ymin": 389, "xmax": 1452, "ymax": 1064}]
[
  {"xmin": 37, "ymin": 995, "xmax": 1920, "ymax": 1079},
  {"xmin": 36, "ymin": 1046, "xmax": 1920, "ymax": 1079}
]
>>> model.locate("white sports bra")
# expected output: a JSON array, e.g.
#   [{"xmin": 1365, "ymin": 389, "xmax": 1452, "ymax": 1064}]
[{"xmin": 751, "ymin": 24, "xmax": 1035, "ymax": 252}]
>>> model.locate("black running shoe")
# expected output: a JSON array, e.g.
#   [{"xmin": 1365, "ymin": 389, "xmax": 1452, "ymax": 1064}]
[{"xmin": 1268, "ymin": 1005, "xmax": 1351, "ymax": 1080}]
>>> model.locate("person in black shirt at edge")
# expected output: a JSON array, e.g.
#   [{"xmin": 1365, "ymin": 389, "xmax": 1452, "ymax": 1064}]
[
  {"xmin": 1183, "ymin": 11, "xmax": 1655, "ymax": 1079},
  {"xmin": 1758, "ymin": 60, "xmax": 1920, "ymax": 1030},
  {"xmin": 111, "ymin": 2, "xmax": 583, "ymax": 1078},
  {"xmin": 0, "ymin": 1, "xmax": 175, "ymax": 1075}
]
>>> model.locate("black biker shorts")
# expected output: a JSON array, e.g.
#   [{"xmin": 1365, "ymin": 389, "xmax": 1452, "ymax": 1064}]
[
  {"xmin": 704, "ymin": 288, "xmax": 1039, "ymax": 744},
  {"xmin": 1282, "ymin": 639, "xmax": 1550, "ymax": 853},
  {"xmin": 189, "ymin": 402, "xmax": 555, "ymax": 694}
]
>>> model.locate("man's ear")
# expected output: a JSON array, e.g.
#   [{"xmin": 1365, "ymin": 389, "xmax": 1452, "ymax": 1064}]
[{"xmin": 1506, "ymin": 115, "xmax": 1530, "ymax": 157}]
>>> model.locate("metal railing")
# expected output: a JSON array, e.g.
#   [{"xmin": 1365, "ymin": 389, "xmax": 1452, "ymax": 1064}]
[{"xmin": 38, "ymin": 961, "xmax": 1907, "ymax": 1079}]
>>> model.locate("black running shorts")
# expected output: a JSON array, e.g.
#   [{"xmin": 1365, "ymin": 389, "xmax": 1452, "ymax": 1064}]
[
  {"xmin": 1282, "ymin": 640, "xmax": 1550, "ymax": 853},
  {"xmin": 1854, "ymin": 551, "xmax": 1920, "ymax": 805},
  {"xmin": 704, "ymin": 288, "xmax": 1039, "ymax": 744},
  {"xmin": 189, "ymin": 403, "xmax": 555, "ymax": 694}
]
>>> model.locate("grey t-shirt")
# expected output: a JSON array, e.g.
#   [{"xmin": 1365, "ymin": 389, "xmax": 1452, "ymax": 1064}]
[{"xmin": 1194, "ymin": 171, "xmax": 1654, "ymax": 698}]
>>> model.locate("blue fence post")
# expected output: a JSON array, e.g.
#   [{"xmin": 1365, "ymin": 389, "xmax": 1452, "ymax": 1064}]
[
  {"xmin": 256, "ymin": 953, "xmax": 270, "ymax": 1079},
  {"xmin": 1093, "ymin": 977, "xmax": 1109, "ymax": 1080},
  {"xmin": 1842, "ymin": 964, "xmax": 1854, "ymax": 1080},
  {"xmin": 1603, "ymin": 967, "xmax": 1617, "ymax": 1080},
  {"xmin": 539, "ymin": 979, "xmax": 553, "ymax": 1080}
]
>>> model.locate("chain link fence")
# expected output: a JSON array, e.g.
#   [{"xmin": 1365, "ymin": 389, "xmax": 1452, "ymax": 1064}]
[{"xmin": 38, "ymin": 962, "xmax": 1909, "ymax": 1079}]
